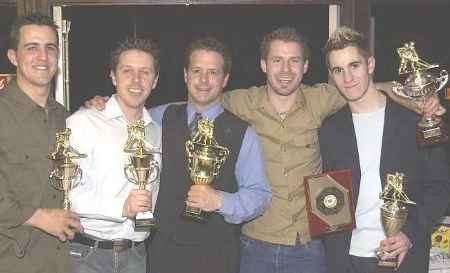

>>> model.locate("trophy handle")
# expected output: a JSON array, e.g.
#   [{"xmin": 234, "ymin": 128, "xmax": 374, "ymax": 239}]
[
  {"xmin": 435, "ymin": 70, "xmax": 448, "ymax": 92},
  {"xmin": 148, "ymin": 161, "xmax": 160, "ymax": 184},
  {"xmin": 124, "ymin": 164, "xmax": 138, "ymax": 184},
  {"xmin": 391, "ymin": 81, "xmax": 409, "ymax": 98},
  {"xmin": 71, "ymin": 167, "xmax": 83, "ymax": 188}
]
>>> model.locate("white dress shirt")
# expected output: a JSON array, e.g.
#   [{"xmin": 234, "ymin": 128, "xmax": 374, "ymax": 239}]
[{"xmin": 67, "ymin": 95, "xmax": 161, "ymax": 242}]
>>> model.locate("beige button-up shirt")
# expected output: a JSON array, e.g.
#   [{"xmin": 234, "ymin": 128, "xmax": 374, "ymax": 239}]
[{"xmin": 223, "ymin": 84, "xmax": 345, "ymax": 245}]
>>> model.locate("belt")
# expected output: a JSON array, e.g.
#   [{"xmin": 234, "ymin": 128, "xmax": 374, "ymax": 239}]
[{"xmin": 72, "ymin": 233, "xmax": 143, "ymax": 252}]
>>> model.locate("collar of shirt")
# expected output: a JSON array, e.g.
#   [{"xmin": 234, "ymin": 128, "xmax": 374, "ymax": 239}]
[
  {"xmin": 5, "ymin": 80, "xmax": 60, "ymax": 121},
  {"xmin": 186, "ymin": 101, "xmax": 224, "ymax": 125},
  {"xmin": 247, "ymin": 84, "xmax": 308, "ymax": 114},
  {"xmin": 104, "ymin": 94, "xmax": 153, "ymax": 126}
]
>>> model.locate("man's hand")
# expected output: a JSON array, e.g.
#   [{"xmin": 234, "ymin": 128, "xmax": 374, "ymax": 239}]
[
  {"xmin": 420, "ymin": 95, "xmax": 446, "ymax": 118},
  {"xmin": 378, "ymin": 232, "xmax": 412, "ymax": 267},
  {"xmin": 122, "ymin": 189, "xmax": 152, "ymax": 218},
  {"xmin": 84, "ymin": 95, "xmax": 109, "ymax": 110},
  {"xmin": 25, "ymin": 208, "xmax": 83, "ymax": 242},
  {"xmin": 186, "ymin": 184, "xmax": 222, "ymax": 212}
]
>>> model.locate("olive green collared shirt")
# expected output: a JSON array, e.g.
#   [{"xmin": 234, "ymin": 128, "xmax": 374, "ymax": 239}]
[
  {"xmin": 223, "ymin": 84, "xmax": 345, "ymax": 246},
  {"xmin": 0, "ymin": 81, "xmax": 68, "ymax": 273}
]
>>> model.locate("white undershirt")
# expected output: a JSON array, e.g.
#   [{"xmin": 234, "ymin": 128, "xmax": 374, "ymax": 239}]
[{"xmin": 349, "ymin": 105, "xmax": 386, "ymax": 257}]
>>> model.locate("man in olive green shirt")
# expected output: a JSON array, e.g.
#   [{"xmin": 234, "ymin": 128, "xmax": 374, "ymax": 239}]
[{"xmin": 0, "ymin": 13, "xmax": 82, "ymax": 273}]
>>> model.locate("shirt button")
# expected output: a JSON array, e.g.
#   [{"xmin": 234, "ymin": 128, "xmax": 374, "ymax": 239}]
[
  {"xmin": 56, "ymin": 245, "xmax": 61, "ymax": 250},
  {"xmin": 52, "ymin": 194, "xmax": 57, "ymax": 199}
]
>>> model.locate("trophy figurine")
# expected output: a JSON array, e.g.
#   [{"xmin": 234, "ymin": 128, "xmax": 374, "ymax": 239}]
[
  {"xmin": 378, "ymin": 172, "xmax": 416, "ymax": 268},
  {"xmin": 392, "ymin": 41, "xmax": 449, "ymax": 146},
  {"xmin": 184, "ymin": 118, "xmax": 229, "ymax": 222},
  {"xmin": 0, "ymin": 74, "xmax": 14, "ymax": 90},
  {"xmin": 48, "ymin": 128, "xmax": 86, "ymax": 210},
  {"xmin": 124, "ymin": 120, "xmax": 160, "ymax": 231}
]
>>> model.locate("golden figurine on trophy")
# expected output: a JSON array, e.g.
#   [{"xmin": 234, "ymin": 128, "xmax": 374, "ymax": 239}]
[
  {"xmin": 0, "ymin": 74, "xmax": 15, "ymax": 90},
  {"xmin": 124, "ymin": 120, "xmax": 160, "ymax": 231},
  {"xmin": 184, "ymin": 118, "xmax": 229, "ymax": 222},
  {"xmin": 378, "ymin": 172, "xmax": 416, "ymax": 268},
  {"xmin": 392, "ymin": 41, "xmax": 449, "ymax": 146},
  {"xmin": 48, "ymin": 128, "xmax": 86, "ymax": 210}
]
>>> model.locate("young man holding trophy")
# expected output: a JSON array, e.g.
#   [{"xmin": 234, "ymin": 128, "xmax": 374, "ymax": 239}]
[
  {"xmin": 148, "ymin": 36, "xmax": 271, "ymax": 273},
  {"xmin": 66, "ymin": 38, "xmax": 161, "ymax": 273},
  {"xmin": 0, "ymin": 13, "xmax": 83, "ymax": 273},
  {"xmin": 319, "ymin": 26, "xmax": 450, "ymax": 273}
]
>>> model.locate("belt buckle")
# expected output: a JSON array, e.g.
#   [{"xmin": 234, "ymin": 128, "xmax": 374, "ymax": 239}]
[{"xmin": 112, "ymin": 240, "xmax": 127, "ymax": 252}]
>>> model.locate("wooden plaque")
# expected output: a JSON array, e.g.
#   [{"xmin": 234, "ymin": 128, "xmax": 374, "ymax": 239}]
[{"xmin": 304, "ymin": 169, "xmax": 355, "ymax": 237}]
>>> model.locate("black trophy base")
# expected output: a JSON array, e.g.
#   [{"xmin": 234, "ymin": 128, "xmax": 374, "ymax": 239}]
[
  {"xmin": 378, "ymin": 257, "xmax": 398, "ymax": 269},
  {"xmin": 416, "ymin": 121, "xmax": 449, "ymax": 147},
  {"xmin": 134, "ymin": 218, "xmax": 157, "ymax": 232},
  {"xmin": 182, "ymin": 206, "xmax": 210, "ymax": 223}
]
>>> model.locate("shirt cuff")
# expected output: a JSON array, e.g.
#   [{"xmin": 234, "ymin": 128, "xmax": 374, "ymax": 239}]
[
  {"xmin": 13, "ymin": 205, "xmax": 37, "ymax": 257},
  {"xmin": 217, "ymin": 191, "xmax": 234, "ymax": 216}
]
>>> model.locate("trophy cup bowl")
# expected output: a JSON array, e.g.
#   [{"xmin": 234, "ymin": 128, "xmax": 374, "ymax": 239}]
[
  {"xmin": 124, "ymin": 151, "xmax": 160, "ymax": 231},
  {"xmin": 48, "ymin": 128, "xmax": 86, "ymax": 210},
  {"xmin": 392, "ymin": 41, "xmax": 449, "ymax": 146},
  {"xmin": 184, "ymin": 119, "xmax": 229, "ymax": 222}
]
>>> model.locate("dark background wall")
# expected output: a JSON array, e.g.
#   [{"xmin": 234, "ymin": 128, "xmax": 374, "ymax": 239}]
[{"xmin": 63, "ymin": 5, "xmax": 329, "ymax": 111}]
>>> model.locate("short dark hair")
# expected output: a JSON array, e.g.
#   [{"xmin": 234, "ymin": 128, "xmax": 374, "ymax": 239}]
[
  {"xmin": 260, "ymin": 26, "xmax": 311, "ymax": 62},
  {"xmin": 9, "ymin": 12, "xmax": 58, "ymax": 50},
  {"xmin": 323, "ymin": 26, "xmax": 371, "ymax": 68},
  {"xmin": 184, "ymin": 36, "xmax": 232, "ymax": 75},
  {"xmin": 109, "ymin": 37, "xmax": 160, "ymax": 74}
]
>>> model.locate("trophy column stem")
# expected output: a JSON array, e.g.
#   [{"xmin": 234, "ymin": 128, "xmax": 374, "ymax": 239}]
[{"xmin": 63, "ymin": 179, "xmax": 71, "ymax": 210}]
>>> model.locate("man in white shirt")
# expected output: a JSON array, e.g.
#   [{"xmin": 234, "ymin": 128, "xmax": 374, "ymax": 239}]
[
  {"xmin": 66, "ymin": 37, "xmax": 161, "ymax": 273},
  {"xmin": 319, "ymin": 27, "xmax": 450, "ymax": 273}
]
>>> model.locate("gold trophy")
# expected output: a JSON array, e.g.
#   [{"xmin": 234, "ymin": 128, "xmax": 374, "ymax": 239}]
[
  {"xmin": 378, "ymin": 172, "xmax": 416, "ymax": 268},
  {"xmin": 0, "ymin": 74, "xmax": 15, "ymax": 90},
  {"xmin": 48, "ymin": 128, "xmax": 86, "ymax": 210},
  {"xmin": 124, "ymin": 120, "xmax": 160, "ymax": 231},
  {"xmin": 392, "ymin": 42, "xmax": 449, "ymax": 146},
  {"xmin": 184, "ymin": 118, "xmax": 229, "ymax": 222}
]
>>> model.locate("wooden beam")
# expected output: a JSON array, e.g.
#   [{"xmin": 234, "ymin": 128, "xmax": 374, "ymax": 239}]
[{"xmin": 52, "ymin": 0, "xmax": 344, "ymax": 5}]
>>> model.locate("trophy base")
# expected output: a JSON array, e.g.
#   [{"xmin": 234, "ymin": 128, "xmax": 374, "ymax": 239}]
[
  {"xmin": 416, "ymin": 119, "xmax": 448, "ymax": 147},
  {"xmin": 134, "ymin": 218, "xmax": 157, "ymax": 232},
  {"xmin": 378, "ymin": 258, "xmax": 398, "ymax": 268},
  {"xmin": 134, "ymin": 211, "xmax": 157, "ymax": 232},
  {"xmin": 183, "ymin": 206, "xmax": 210, "ymax": 223}
]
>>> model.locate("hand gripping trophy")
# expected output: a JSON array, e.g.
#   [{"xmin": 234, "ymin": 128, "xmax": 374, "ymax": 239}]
[
  {"xmin": 184, "ymin": 118, "xmax": 229, "ymax": 222},
  {"xmin": 378, "ymin": 172, "xmax": 416, "ymax": 268},
  {"xmin": 392, "ymin": 42, "xmax": 449, "ymax": 146},
  {"xmin": 124, "ymin": 120, "xmax": 160, "ymax": 231},
  {"xmin": 48, "ymin": 128, "xmax": 86, "ymax": 210}
]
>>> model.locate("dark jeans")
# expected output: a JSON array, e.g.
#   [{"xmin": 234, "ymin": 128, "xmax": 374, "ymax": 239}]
[
  {"xmin": 68, "ymin": 241, "xmax": 146, "ymax": 273},
  {"xmin": 239, "ymin": 235, "xmax": 326, "ymax": 273}
]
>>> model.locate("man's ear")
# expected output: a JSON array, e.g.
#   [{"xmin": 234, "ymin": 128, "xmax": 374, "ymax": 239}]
[
  {"xmin": 260, "ymin": 59, "xmax": 267, "ymax": 74},
  {"xmin": 7, "ymin": 49, "xmax": 18, "ymax": 66},
  {"xmin": 368, "ymin": 56, "xmax": 375, "ymax": 75},
  {"xmin": 110, "ymin": 70, "xmax": 117, "ymax": 87}
]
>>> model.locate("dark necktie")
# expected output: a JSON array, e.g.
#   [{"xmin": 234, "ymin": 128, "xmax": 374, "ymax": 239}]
[{"xmin": 189, "ymin": 112, "xmax": 202, "ymax": 135}]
